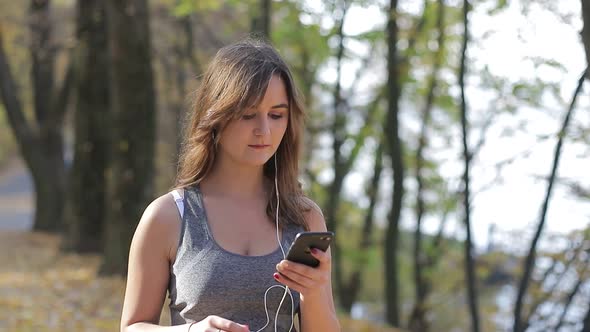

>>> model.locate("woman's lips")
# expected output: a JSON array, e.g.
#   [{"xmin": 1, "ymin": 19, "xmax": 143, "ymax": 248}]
[{"xmin": 248, "ymin": 144, "xmax": 270, "ymax": 149}]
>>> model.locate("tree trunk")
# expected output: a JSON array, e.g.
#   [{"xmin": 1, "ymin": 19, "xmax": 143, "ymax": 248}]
[
  {"xmin": 577, "ymin": 5, "xmax": 590, "ymax": 328},
  {"xmin": 583, "ymin": 301, "xmax": 590, "ymax": 332},
  {"xmin": 31, "ymin": 130, "xmax": 66, "ymax": 233},
  {"xmin": 100, "ymin": 0, "xmax": 156, "ymax": 276},
  {"xmin": 581, "ymin": 0, "xmax": 590, "ymax": 76},
  {"xmin": 409, "ymin": 2, "xmax": 445, "ymax": 330},
  {"xmin": 458, "ymin": 1, "xmax": 481, "ymax": 331},
  {"xmin": 62, "ymin": 0, "xmax": 109, "ymax": 253},
  {"xmin": 410, "ymin": 0, "xmax": 445, "ymax": 320},
  {"xmin": 340, "ymin": 142, "xmax": 383, "ymax": 313},
  {"xmin": 30, "ymin": 0, "xmax": 55, "ymax": 125},
  {"xmin": 171, "ymin": 12, "xmax": 199, "ymax": 164},
  {"xmin": 175, "ymin": 14, "xmax": 196, "ymax": 157},
  {"xmin": 252, "ymin": 0, "xmax": 271, "ymax": 39},
  {"xmin": 29, "ymin": 0, "xmax": 67, "ymax": 233},
  {"xmin": 331, "ymin": 90, "xmax": 382, "ymax": 312},
  {"xmin": 327, "ymin": 1, "xmax": 349, "ymax": 310},
  {"xmin": 512, "ymin": 70, "xmax": 586, "ymax": 332},
  {"xmin": 0, "ymin": 1, "xmax": 70, "ymax": 233},
  {"xmin": 384, "ymin": 0, "xmax": 403, "ymax": 326},
  {"xmin": 298, "ymin": 18, "xmax": 317, "ymax": 178}
]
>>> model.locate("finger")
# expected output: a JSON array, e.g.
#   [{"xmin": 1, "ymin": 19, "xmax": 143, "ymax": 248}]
[
  {"xmin": 207, "ymin": 316, "xmax": 249, "ymax": 332},
  {"xmin": 273, "ymin": 271, "xmax": 305, "ymax": 293},
  {"xmin": 310, "ymin": 247, "xmax": 331, "ymax": 264},
  {"xmin": 278, "ymin": 269, "xmax": 316, "ymax": 289},
  {"xmin": 277, "ymin": 260, "xmax": 322, "ymax": 281}
]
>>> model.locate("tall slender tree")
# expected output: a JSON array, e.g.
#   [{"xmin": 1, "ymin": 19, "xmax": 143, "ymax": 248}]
[
  {"xmin": 458, "ymin": 1, "xmax": 481, "ymax": 331},
  {"xmin": 384, "ymin": 0, "xmax": 404, "ymax": 326},
  {"xmin": 583, "ymin": 301, "xmax": 590, "ymax": 332},
  {"xmin": 339, "ymin": 141, "xmax": 384, "ymax": 313},
  {"xmin": 512, "ymin": 70, "xmax": 586, "ymax": 332},
  {"xmin": 325, "ymin": 0, "xmax": 350, "ymax": 310},
  {"xmin": 513, "ymin": 1, "xmax": 590, "ymax": 327},
  {"xmin": 157, "ymin": 4, "xmax": 200, "ymax": 167},
  {"xmin": 579, "ymin": 8, "xmax": 590, "ymax": 331},
  {"xmin": 61, "ymin": 0, "xmax": 109, "ymax": 253},
  {"xmin": 581, "ymin": 0, "xmax": 590, "ymax": 73},
  {"xmin": 252, "ymin": 0, "xmax": 271, "ymax": 39},
  {"xmin": 318, "ymin": 1, "xmax": 384, "ymax": 312},
  {"xmin": 173, "ymin": 12, "xmax": 200, "ymax": 157},
  {"xmin": 100, "ymin": 0, "xmax": 156, "ymax": 275},
  {"xmin": 409, "ymin": 1, "xmax": 446, "ymax": 330}
]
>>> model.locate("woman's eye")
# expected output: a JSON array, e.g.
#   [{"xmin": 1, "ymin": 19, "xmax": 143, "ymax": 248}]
[
  {"xmin": 242, "ymin": 113, "xmax": 256, "ymax": 120},
  {"xmin": 270, "ymin": 114, "xmax": 283, "ymax": 120}
]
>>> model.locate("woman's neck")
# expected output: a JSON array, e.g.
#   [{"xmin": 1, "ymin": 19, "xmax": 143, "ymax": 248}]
[{"xmin": 201, "ymin": 156, "xmax": 268, "ymax": 199}]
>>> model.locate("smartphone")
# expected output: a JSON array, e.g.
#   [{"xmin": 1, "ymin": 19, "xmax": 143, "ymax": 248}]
[{"xmin": 285, "ymin": 231, "xmax": 335, "ymax": 268}]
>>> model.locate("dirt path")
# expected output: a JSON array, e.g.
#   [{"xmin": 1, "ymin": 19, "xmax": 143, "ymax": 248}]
[{"xmin": 0, "ymin": 157, "xmax": 33, "ymax": 231}]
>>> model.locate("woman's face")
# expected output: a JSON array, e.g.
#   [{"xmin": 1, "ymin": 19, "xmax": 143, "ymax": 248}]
[{"xmin": 217, "ymin": 75, "xmax": 289, "ymax": 168}]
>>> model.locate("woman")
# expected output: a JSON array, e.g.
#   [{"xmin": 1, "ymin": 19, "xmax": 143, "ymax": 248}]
[{"xmin": 120, "ymin": 39, "xmax": 340, "ymax": 332}]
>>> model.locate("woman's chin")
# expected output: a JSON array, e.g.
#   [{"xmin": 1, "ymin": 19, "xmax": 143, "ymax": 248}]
[
  {"xmin": 244, "ymin": 152, "xmax": 274, "ymax": 164},
  {"xmin": 239, "ymin": 156, "xmax": 272, "ymax": 168}
]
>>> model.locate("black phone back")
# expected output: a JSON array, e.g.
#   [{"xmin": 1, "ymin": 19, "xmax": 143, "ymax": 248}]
[{"xmin": 285, "ymin": 231, "xmax": 334, "ymax": 267}]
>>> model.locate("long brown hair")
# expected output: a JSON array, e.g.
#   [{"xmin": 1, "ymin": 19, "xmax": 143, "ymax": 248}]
[{"xmin": 175, "ymin": 38, "xmax": 311, "ymax": 230}]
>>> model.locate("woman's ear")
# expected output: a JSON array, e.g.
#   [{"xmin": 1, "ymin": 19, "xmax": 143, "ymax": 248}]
[{"xmin": 211, "ymin": 128, "xmax": 219, "ymax": 148}]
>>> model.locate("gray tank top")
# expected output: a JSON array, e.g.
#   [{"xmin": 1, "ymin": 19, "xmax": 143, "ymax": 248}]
[{"xmin": 168, "ymin": 185, "xmax": 303, "ymax": 331}]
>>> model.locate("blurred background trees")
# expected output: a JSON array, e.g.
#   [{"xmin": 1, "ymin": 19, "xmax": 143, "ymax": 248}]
[{"xmin": 1, "ymin": 0, "xmax": 589, "ymax": 331}]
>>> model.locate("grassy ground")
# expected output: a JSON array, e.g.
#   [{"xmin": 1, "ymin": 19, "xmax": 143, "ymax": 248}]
[{"xmin": 0, "ymin": 231, "xmax": 403, "ymax": 332}]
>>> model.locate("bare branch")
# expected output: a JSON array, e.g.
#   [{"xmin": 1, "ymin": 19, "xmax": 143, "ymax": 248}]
[
  {"xmin": 513, "ymin": 69, "xmax": 587, "ymax": 332},
  {"xmin": 524, "ymin": 243, "xmax": 585, "ymax": 325}
]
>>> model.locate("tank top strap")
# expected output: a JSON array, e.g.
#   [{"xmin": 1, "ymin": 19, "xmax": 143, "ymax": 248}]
[
  {"xmin": 171, "ymin": 189, "xmax": 184, "ymax": 219},
  {"xmin": 174, "ymin": 185, "xmax": 212, "ymax": 264}
]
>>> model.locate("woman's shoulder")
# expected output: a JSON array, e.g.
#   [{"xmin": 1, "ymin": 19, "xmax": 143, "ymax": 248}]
[
  {"xmin": 297, "ymin": 196, "xmax": 327, "ymax": 232},
  {"xmin": 133, "ymin": 191, "xmax": 183, "ymax": 260},
  {"xmin": 142, "ymin": 191, "xmax": 182, "ymax": 227}
]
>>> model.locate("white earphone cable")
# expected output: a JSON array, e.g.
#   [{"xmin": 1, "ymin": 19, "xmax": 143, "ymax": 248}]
[{"xmin": 254, "ymin": 153, "xmax": 295, "ymax": 332}]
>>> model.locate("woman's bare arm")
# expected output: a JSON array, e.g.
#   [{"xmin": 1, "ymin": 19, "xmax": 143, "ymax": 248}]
[
  {"xmin": 274, "ymin": 199, "xmax": 341, "ymax": 332},
  {"xmin": 298, "ymin": 204, "xmax": 340, "ymax": 332},
  {"xmin": 120, "ymin": 194, "xmax": 183, "ymax": 332}
]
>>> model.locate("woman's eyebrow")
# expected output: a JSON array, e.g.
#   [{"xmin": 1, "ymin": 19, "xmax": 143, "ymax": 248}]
[{"xmin": 271, "ymin": 103, "xmax": 289, "ymax": 109}]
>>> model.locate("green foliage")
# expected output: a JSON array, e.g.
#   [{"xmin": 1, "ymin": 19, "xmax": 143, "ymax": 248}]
[
  {"xmin": 487, "ymin": 0, "xmax": 509, "ymax": 15},
  {"xmin": 510, "ymin": 78, "xmax": 561, "ymax": 107},
  {"xmin": 272, "ymin": 1, "xmax": 331, "ymax": 83},
  {"xmin": 350, "ymin": 29, "xmax": 385, "ymax": 44},
  {"xmin": 170, "ymin": 0, "xmax": 226, "ymax": 17}
]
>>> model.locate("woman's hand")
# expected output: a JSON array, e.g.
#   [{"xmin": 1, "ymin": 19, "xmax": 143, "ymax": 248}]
[
  {"xmin": 188, "ymin": 315, "xmax": 250, "ymax": 332},
  {"xmin": 274, "ymin": 248, "xmax": 331, "ymax": 298}
]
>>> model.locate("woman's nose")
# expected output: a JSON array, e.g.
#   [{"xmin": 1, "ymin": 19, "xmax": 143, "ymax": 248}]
[{"xmin": 254, "ymin": 117, "xmax": 271, "ymax": 136}]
